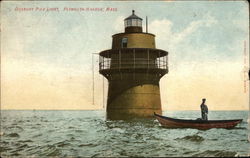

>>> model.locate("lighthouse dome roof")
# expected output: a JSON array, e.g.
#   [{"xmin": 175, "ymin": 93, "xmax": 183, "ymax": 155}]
[{"xmin": 125, "ymin": 10, "xmax": 142, "ymax": 20}]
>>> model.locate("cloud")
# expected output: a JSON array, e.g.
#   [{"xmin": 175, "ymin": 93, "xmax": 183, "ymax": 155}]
[
  {"xmin": 149, "ymin": 12, "xmax": 217, "ymax": 52},
  {"xmin": 173, "ymin": 13, "xmax": 217, "ymax": 44}
]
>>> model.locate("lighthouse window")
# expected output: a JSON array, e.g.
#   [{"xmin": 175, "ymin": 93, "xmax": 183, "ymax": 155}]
[
  {"xmin": 138, "ymin": 20, "xmax": 142, "ymax": 27},
  {"xmin": 121, "ymin": 37, "xmax": 128, "ymax": 48},
  {"xmin": 127, "ymin": 20, "xmax": 132, "ymax": 27},
  {"xmin": 132, "ymin": 19, "xmax": 137, "ymax": 26}
]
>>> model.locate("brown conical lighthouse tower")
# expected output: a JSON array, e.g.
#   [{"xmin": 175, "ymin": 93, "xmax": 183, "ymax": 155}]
[{"xmin": 99, "ymin": 10, "xmax": 168, "ymax": 119}]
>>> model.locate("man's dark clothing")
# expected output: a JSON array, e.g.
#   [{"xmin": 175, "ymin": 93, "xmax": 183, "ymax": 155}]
[{"xmin": 200, "ymin": 103, "xmax": 208, "ymax": 120}]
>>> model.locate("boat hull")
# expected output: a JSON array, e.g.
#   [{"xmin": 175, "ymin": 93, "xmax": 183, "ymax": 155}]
[{"xmin": 154, "ymin": 113, "xmax": 242, "ymax": 130}]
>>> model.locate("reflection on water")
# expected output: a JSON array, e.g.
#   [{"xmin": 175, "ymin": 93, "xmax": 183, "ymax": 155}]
[{"xmin": 0, "ymin": 110, "xmax": 249, "ymax": 157}]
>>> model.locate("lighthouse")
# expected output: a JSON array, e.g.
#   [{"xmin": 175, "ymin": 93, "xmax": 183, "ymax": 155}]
[{"xmin": 99, "ymin": 10, "xmax": 168, "ymax": 119}]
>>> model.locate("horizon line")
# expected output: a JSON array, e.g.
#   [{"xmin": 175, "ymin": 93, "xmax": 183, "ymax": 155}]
[{"xmin": 0, "ymin": 109, "xmax": 249, "ymax": 111}]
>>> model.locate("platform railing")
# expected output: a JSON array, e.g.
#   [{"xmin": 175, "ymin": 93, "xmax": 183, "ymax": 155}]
[{"xmin": 99, "ymin": 57, "xmax": 168, "ymax": 71}]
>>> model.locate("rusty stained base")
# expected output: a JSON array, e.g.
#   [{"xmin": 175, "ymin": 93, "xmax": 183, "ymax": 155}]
[{"xmin": 106, "ymin": 84, "xmax": 162, "ymax": 120}]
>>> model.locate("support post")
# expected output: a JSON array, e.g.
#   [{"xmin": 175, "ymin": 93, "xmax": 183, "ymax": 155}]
[
  {"xmin": 133, "ymin": 48, "xmax": 135, "ymax": 80},
  {"xmin": 92, "ymin": 53, "xmax": 95, "ymax": 105},
  {"xmin": 103, "ymin": 76, "xmax": 105, "ymax": 109}
]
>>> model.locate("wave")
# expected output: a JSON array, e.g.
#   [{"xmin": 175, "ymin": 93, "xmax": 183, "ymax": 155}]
[
  {"xmin": 7, "ymin": 133, "xmax": 20, "ymax": 137},
  {"xmin": 53, "ymin": 141, "xmax": 70, "ymax": 148},
  {"xmin": 18, "ymin": 140, "xmax": 33, "ymax": 143},
  {"xmin": 75, "ymin": 129, "xmax": 86, "ymax": 133},
  {"xmin": 32, "ymin": 133, "xmax": 42, "ymax": 138},
  {"xmin": 38, "ymin": 145, "xmax": 61, "ymax": 156},
  {"xmin": 16, "ymin": 144, "xmax": 29, "ymax": 151},
  {"xmin": 175, "ymin": 135, "xmax": 204, "ymax": 142},
  {"xmin": 6, "ymin": 125, "xmax": 24, "ymax": 131},
  {"xmin": 0, "ymin": 146, "xmax": 11, "ymax": 153},
  {"xmin": 78, "ymin": 143, "xmax": 97, "ymax": 147},
  {"xmin": 192, "ymin": 150, "xmax": 237, "ymax": 157}
]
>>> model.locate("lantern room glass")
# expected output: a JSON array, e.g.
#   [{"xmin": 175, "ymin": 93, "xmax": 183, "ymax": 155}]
[{"xmin": 124, "ymin": 18, "xmax": 142, "ymax": 28}]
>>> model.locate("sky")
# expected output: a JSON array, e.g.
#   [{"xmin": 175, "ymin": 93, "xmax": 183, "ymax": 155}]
[{"xmin": 1, "ymin": 1, "xmax": 249, "ymax": 110}]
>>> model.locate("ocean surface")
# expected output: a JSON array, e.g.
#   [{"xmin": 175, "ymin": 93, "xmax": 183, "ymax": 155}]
[{"xmin": 0, "ymin": 110, "xmax": 249, "ymax": 157}]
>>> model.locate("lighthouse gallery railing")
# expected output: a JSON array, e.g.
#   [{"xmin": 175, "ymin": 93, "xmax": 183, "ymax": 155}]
[{"xmin": 99, "ymin": 48, "xmax": 168, "ymax": 71}]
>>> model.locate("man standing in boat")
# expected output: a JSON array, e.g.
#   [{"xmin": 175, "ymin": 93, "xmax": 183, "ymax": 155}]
[{"xmin": 200, "ymin": 98, "xmax": 208, "ymax": 120}]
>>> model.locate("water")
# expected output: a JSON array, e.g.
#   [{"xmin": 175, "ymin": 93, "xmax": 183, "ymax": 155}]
[{"xmin": 0, "ymin": 110, "xmax": 249, "ymax": 157}]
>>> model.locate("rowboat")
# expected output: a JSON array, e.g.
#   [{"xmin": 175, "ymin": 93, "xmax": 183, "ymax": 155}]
[{"xmin": 154, "ymin": 113, "xmax": 243, "ymax": 130}]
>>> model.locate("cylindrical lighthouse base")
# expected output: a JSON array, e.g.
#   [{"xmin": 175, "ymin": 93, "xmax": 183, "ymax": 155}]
[{"xmin": 106, "ymin": 84, "xmax": 162, "ymax": 120}]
